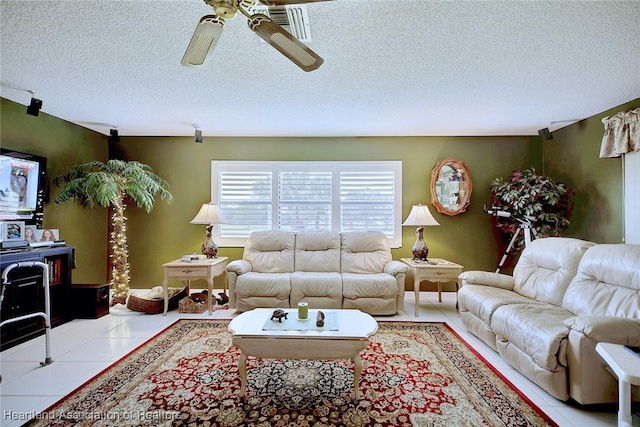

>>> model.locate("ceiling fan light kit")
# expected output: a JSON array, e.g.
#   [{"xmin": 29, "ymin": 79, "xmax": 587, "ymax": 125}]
[
  {"xmin": 183, "ymin": 0, "xmax": 329, "ymax": 71},
  {"xmin": 207, "ymin": 0, "xmax": 240, "ymax": 19}
]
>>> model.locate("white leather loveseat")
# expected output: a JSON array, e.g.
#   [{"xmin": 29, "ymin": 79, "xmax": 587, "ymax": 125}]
[
  {"xmin": 226, "ymin": 230, "xmax": 408, "ymax": 315},
  {"xmin": 458, "ymin": 237, "xmax": 640, "ymax": 405}
]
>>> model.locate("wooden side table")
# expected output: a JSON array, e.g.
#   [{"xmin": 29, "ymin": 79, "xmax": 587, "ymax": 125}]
[
  {"xmin": 400, "ymin": 258, "xmax": 464, "ymax": 317},
  {"xmin": 161, "ymin": 257, "xmax": 228, "ymax": 316},
  {"xmin": 596, "ymin": 342, "xmax": 640, "ymax": 427}
]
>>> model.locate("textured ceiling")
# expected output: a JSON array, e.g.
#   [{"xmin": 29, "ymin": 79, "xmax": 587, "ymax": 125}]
[{"xmin": 1, "ymin": 0, "xmax": 639, "ymax": 137}]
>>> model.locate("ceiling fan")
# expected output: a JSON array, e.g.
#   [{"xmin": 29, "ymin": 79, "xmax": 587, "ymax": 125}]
[{"xmin": 181, "ymin": 0, "xmax": 332, "ymax": 72}]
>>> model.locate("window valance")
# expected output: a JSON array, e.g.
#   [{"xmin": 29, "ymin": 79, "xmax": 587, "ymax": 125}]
[{"xmin": 599, "ymin": 107, "xmax": 640, "ymax": 158}]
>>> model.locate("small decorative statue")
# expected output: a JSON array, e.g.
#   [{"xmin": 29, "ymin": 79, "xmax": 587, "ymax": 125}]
[
  {"xmin": 270, "ymin": 309, "xmax": 288, "ymax": 322},
  {"xmin": 316, "ymin": 310, "xmax": 325, "ymax": 327},
  {"xmin": 411, "ymin": 226, "xmax": 429, "ymax": 261}
]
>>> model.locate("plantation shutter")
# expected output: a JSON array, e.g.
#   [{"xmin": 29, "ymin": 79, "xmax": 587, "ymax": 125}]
[
  {"xmin": 218, "ymin": 171, "xmax": 272, "ymax": 237},
  {"xmin": 340, "ymin": 171, "xmax": 396, "ymax": 237},
  {"xmin": 278, "ymin": 171, "xmax": 332, "ymax": 231},
  {"xmin": 211, "ymin": 161, "xmax": 402, "ymax": 247}
]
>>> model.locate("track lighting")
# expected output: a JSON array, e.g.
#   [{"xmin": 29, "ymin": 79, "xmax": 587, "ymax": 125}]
[
  {"xmin": 0, "ymin": 83, "xmax": 43, "ymax": 116},
  {"xmin": 26, "ymin": 97, "xmax": 43, "ymax": 116},
  {"xmin": 538, "ymin": 127, "xmax": 553, "ymax": 141},
  {"xmin": 538, "ymin": 119, "xmax": 582, "ymax": 141},
  {"xmin": 108, "ymin": 128, "xmax": 120, "ymax": 143},
  {"xmin": 194, "ymin": 125, "xmax": 203, "ymax": 143}
]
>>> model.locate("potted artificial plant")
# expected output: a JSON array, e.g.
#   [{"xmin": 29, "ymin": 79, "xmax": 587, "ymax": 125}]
[
  {"xmin": 54, "ymin": 159, "xmax": 173, "ymax": 305},
  {"xmin": 490, "ymin": 167, "xmax": 574, "ymax": 252}
]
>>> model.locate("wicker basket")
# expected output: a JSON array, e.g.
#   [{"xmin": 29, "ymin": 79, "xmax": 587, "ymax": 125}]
[
  {"xmin": 179, "ymin": 294, "xmax": 207, "ymax": 313},
  {"xmin": 127, "ymin": 286, "xmax": 188, "ymax": 314}
]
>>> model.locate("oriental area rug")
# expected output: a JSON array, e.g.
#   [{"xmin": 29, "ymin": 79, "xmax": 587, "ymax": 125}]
[{"xmin": 26, "ymin": 320, "xmax": 557, "ymax": 427}]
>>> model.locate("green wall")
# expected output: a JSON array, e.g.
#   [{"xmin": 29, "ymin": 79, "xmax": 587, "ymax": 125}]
[
  {"xmin": 1, "ymin": 98, "xmax": 109, "ymax": 285},
  {"xmin": 543, "ymin": 98, "xmax": 640, "ymax": 244},
  {"xmin": 3, "ymin": 95, "xmax": 634, "ymax": 293},
  {"xmin": 115, "ymin": 135, "xmax": 538, "ymax": 290}
]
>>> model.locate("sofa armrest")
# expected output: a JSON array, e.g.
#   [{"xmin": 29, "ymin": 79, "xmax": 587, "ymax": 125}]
[
  {"xmin": 384, "ymin": 260, "xmax": 408, "ymax": 313},
  {"xmin": 564, "ymin": 316, "xmax": 640, "ymax": 346},
  {"xmin": 384, "ymin": 260, "xmax": 408, "ymax": 276},
  {"xmin": 226, "ymin": 259, "xmax": 252, "ymax": 275},
  {"xmin": 458, "ymin": 271, "xmax": 515, "ymax": 290},
  {"xmin": 226, "ymin": 259, "xmax": 252, "ymax": 309}
]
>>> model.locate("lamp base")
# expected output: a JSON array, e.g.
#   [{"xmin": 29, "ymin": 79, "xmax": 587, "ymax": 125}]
[
  {"xmin": 411, "ymin": 226, "xmax": 428, "ymax": 261},
  {"xmin": 201, "ymin": 225, "xmax": 218, "ymax": 259}
]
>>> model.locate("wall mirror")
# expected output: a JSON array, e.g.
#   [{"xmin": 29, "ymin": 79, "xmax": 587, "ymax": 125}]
[{"xmin": 430, "ymin": 158, "xmax": 472, "ymax": 216}]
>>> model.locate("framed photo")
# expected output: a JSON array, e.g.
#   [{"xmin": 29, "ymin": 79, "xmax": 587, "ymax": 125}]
[
  {"xmin": 3, "ymin": 221, "xmax": 25, "ymax": 241},
  {"xmin": 24, "ymin": 225, "xmax": 38, "ymax": 244},
  {"xmin": 36, "ymin": 228, "xmax": 59, "ymax": 242}
]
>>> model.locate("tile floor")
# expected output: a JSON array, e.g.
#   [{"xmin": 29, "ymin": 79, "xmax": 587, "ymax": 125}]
[{"xmin": 1, "ymin": 290, "xmax": 638, "ymax": 427}]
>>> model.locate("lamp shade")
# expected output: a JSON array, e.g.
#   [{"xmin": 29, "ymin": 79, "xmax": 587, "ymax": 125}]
[
  {"xmin": 190, "ymin": 203, "xmax": 228, "ymax": 225},
  {"xmin": 402, "ymin": 204, "xmax": 440, "ymax": 227}
]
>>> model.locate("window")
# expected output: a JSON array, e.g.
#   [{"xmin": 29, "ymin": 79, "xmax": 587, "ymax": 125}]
[{"xmin": 211, "ymin": 161, "xmax": 402, "ymax": 247}]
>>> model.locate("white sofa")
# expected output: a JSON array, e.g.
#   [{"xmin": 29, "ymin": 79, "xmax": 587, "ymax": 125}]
[
  {"xmin": 226, "ymin": 230, "xmax": 408, "ymax": 315},
  {"xmin": 458, "ymin": 237, "xmax": 640, "ymax": 405}
]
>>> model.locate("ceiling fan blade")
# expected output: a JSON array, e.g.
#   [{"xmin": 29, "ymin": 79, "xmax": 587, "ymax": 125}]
[
  {"xmin": 181, "ymin": 15, "xmax": 225, "ymax": 67},
  {"xmin": 259, "ymin": 0, "xmax": 334, "ymax": 5},
  {"xmin": 248, "ymin": 14, "xmax": 323, "ymax": 72}
]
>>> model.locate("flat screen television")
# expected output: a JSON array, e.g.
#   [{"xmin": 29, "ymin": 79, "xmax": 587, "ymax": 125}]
[{"xmin": 0, "ymin": 148, "xmax": 47, "ymax": 227}]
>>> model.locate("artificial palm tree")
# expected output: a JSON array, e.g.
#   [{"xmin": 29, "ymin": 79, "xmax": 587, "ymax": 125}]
[{"xmin": 53, "ymin": 160, "xmax": 173, "ymax": 305}]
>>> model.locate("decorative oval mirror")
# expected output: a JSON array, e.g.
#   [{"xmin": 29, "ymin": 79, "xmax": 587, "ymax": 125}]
[{"xmin": 430, "ymin": 158, "xmax": 472, "ymax": 216}]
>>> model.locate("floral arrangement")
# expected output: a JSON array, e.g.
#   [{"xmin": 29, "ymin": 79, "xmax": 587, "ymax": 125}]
[{"xmin": 490, "ymin": 167, "xmax": 574, "ymax": 251}]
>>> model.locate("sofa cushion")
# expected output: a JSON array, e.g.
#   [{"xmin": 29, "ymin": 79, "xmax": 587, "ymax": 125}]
[
  {"xmin": 512, "ymin": 237, "xmax": 595, "ymax": 306},
  {"xmin": 492, "ymin": 303, "xmax": 573, "ymax": 371},
  {"xmin": 342, "ymin": 272, "xmax": 398, "ymax": 315},
  {"xmin": 243, "ymin": 230, "xmax": 295, "ymax": 273},
  {"xmin": 562, "ymin": 243, "xmax": 640, "ymax": 317},
  {"xmin": 235, "ymin": 272, "xmax": 291, "ymax": 301},
  {"xmin": 294, "ymin": 232, "xmax": 341, "ymax": 272},
  {"xmin": 342, "ymin": 273, "xmax": 397, "ymax": 299},
  {"xmin": 290, "ymin": 272, "xmax": 343, "ymax": 308},
  {"xmin": 341, "ymin": 231, "xmax": 392, "ymax": 274},
  {"xmin": 458, "ymin": 285, "xmax": 540, "ymax": 326}
]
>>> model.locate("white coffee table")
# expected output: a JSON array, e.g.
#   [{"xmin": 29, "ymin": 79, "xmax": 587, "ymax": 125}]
[{"xmin": 228, "ymin": 308, "xmax": 378, "ymax": 400}]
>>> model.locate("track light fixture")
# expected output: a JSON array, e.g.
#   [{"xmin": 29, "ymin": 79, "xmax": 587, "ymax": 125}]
[
  {"xmin": 1, "ymin": 83, "xmax": 43, "ymax": 117},
  {"xmin": 538, "ymin": 127, "xmax": 553, "ymax": 141},
  {"xmin": 108, "ymin": 127, "xmax": 120, "ymax": 143},
  {"xmin": 538, "ymin": 119, "xmax": 582, "ymax": 141},
  {"xmin": 194, "ymin": 125, "xmax": 203, "ymax": 143},
  {"xmin": 26, "ymin": 96, "xmax": 43, "ymax": 116}
]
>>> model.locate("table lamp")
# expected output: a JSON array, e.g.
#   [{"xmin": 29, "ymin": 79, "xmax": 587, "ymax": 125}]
[
  {"xmin": 190, "ymin": 203, "xmax": 228, "ymax": 258},
  {"xmin": 402, "ymin": 204, "xmax": 440, "ymax": 261}
]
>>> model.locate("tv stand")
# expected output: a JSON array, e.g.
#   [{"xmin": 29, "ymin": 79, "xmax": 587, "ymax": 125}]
[
  {"xmin": 0, "ymin": 240, "xmax": 29, "ymax": 250},
  {"xmin": 0, "ymin": 245, "xmax": 75, "ymax": 351}
]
